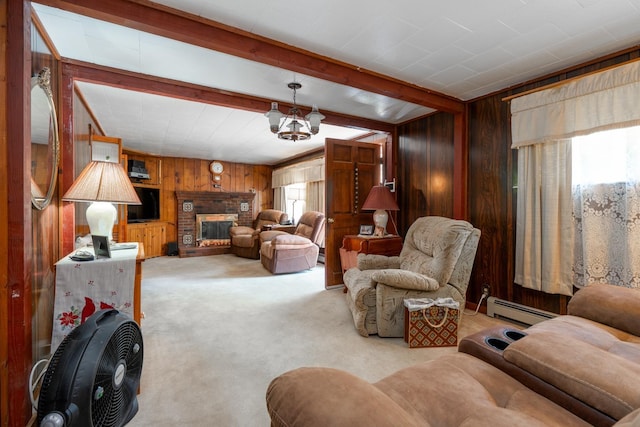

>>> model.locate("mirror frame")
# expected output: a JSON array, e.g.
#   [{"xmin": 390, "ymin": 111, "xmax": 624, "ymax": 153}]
[{"xmin": 31, "ymin": 67, "xmax": 60, "ymax": 210}]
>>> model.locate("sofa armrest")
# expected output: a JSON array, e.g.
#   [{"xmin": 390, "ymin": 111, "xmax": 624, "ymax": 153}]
[
  {"xmin": 229, "ymin": 226, "xmax": 257, "ymax": 237},
  {"xmin": 356, "ymin": 254, "xmax": 401, "ymax": 270},
  {"xmin": 568, "ymin": 284, "xmax": 640, "ymax": 337},
  {"xmin": 266, "ymin": 367, "xmax": 420, "ymax": 427}
]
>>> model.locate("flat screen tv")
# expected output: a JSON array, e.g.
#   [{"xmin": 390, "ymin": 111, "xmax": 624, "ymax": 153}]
[{"xmin": 127, "ymin": 187, "xmax": 160, "ymax": 223}]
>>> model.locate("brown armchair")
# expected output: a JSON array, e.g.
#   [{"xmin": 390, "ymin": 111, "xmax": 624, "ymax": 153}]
[
  {"xmin": 229, "ymin": 209, "xmax": 288, "ymax": 259},
  {"xmin": 260, "ymin": 211, "xmax": 325, "ymax": 274}
]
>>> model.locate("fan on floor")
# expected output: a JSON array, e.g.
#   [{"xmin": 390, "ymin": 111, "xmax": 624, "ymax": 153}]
[{"xmin": 37, "ymin": 309, "xmax": 144, "ymax": 427}]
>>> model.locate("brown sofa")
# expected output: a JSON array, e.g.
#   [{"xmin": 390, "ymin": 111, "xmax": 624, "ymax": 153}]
[
  {"xmin": 260, "ymin": 211, "xmax": 325, "ymax": 274},
  {"xmin": 266, "ymin": 284, "xmax": 640, "ymax": 426},
  {"xmin": 459, "ymin": 284, "xmax": 640, "ymax": 426},
  {"xmin": 229, "ymin": 209, "xmax": 288, "ymax": 259}
]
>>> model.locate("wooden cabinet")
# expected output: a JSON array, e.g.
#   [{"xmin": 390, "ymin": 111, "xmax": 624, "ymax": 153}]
[
  {"xmin": 125, "ymin": 152, "xmax": 162, "ymax": 186},
  {"xmin": 127, "ymin": 222, "xmax": 167, "ymax": 258},
  {"xmin": 339, "ymin": 234, "xmax": 403, "ymax": 273}
]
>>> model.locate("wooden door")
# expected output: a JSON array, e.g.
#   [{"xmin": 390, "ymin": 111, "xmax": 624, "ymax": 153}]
[{"xmin": 325, "ymin": 139, "xmax": 381, "ymax": 288}]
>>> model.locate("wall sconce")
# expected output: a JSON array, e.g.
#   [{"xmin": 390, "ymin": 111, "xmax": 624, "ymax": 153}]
[{"xmin": 383, "ymin": 178, "xmax": 396, "ymax": 192}]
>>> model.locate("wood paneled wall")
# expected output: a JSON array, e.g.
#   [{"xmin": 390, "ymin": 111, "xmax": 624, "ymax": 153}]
[
  {"xmin": 397, "ymin": 112, "xmax": 455, "ymax": 233},
  {"xmin": 134, "ymin": 154, "xmax": 273, "ymax": 246}
]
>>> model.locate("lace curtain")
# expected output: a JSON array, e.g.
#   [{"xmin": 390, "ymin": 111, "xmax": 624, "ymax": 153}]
[
  {"xmin": 572, "ymin": 182, "xmax": 640, "ymax": 288},
  {"xmin": 571, "ymin": 129, "xmax": 640, "ymax": 289}
]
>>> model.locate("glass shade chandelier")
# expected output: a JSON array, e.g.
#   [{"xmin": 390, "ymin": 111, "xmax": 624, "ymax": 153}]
[{"xmin": 265, "ymin": 82, "xmax": 325, "ymax": 141}]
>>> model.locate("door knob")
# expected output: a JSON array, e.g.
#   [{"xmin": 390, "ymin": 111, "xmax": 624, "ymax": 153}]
[{"xmin": 327, "ymin": 218, "xmax": 335, "ymax": 224}]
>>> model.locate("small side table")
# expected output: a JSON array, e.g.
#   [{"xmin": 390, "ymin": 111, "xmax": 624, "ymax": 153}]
[
  {"xmin": 339, "ymin": 234, "xmax": 403, "ymax": 274},
  {"xmin": 51, "ymin": 243, "xmax": 145, "ymax": 353}
]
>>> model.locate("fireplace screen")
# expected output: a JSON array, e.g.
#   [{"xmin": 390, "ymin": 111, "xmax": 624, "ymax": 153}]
[{"xmin": 196, "ymin": 214, "xmax": 238, "ymax": 247}]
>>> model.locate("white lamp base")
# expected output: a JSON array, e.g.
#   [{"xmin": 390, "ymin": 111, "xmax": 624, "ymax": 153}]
[
  {"xmin": 86, "ymin": 201, "xmax": 117, "ymax": 241},
  {"xmin": 372, "ymin": 209, "xmax": 388, "ymax": 237}
]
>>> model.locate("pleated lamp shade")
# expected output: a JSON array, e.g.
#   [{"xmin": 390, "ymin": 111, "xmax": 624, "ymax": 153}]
[
  {"xmin": 63, "ymin": 161, "xmax": 141, "ymax": 204},
  {"xmin": 63, "ymin": 161, "xmax": 141, "ymax": 240}
]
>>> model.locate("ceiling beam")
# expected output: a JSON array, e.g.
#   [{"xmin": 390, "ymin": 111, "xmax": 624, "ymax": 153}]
[
  {"xmin": 37, "ymin": 0, "xmax": 464, "ymax": 114},
  {"xmin": 61, "ymin": 59, "xmax": 396, "ymax": 133}
]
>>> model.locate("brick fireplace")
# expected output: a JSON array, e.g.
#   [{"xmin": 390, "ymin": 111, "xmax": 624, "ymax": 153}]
[{"xmin": 176, "ymin": 191, "xmax": 255, "ymax": 257}]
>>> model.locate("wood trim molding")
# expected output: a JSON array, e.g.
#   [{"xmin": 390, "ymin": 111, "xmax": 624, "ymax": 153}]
[
  {"xmin": 37, "ymin": 0, "xmax": 464, "ymax": 114},
  {"xmin": 61, "ymin": 59, "xmax": 396, "ymax": 133}
]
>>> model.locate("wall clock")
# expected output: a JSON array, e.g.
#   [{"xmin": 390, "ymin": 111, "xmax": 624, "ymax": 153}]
[{"xmin": 210, "ymin": 161, "xmax": 224, "ymax": 175}]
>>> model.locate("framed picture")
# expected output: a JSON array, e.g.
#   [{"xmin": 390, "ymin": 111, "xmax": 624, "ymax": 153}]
[
  {"xmin": 92, "ymin": 235, "xmax": 111, "ymax": 259},
  {"xmin": 359, "ymin": 224, "xmax": 374, "ymax": 236}
]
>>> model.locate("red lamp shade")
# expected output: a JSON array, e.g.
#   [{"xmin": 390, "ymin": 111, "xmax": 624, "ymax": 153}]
[{"xmin": 362, "ymin": 185, "xmax": 399, "ymax": 236}]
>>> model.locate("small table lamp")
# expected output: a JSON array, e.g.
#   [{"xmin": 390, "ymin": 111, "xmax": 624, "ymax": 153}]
[
  {"xmin": 62, "ymin": 161, "xmax": 141, "ymax": 241},
  {"xmin": 362, "ymin": 185, "xmax": 399, "ymax": 236}
]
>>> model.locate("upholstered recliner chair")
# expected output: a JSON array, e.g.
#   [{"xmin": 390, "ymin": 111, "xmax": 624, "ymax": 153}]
[
  {"xmin": 229, "ymin": 209, "xmax": 288, "ymax": 259},
  {"xmin": 343, "ymin": 216, "xmax": 480, "ymax": 337},
  {"xmin": 260, "ymin": 211, "xmax": 325, "ymax": 274}
]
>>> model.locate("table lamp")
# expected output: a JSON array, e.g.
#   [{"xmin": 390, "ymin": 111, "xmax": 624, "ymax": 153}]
[
  {"xmin": 361, "ymin": 185, "xmax": 399, "ymax": 236},
  {"xmin": 62, "ymin": 161, "xmax": 141, "ymax": 242}
]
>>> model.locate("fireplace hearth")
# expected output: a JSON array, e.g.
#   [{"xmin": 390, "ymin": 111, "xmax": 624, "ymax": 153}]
[
  {"xmin": 196, "ymin": 214, "xmax": 238, "ymax": 247},
  {"xmin": 176, "ymin": 191, "xmax": 255, "ymax": 257}
]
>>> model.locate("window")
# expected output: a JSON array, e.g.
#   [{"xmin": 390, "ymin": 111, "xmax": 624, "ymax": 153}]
[
  {"xmin": 572, "ymin": 126, "xmax": 640, "ymax": 185},
  {"xmin": 571, "ymin": 125, "xmax": 640, "ymax": 289},
  {"xmin": 285, "ymin": 183, "xmax": 306, "ymax": 224}
]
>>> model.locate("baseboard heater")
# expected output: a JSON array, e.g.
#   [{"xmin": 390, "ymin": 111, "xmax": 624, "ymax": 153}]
[{"xmin": 486, "ymin": 297, "xmax": 557, "ymax": 326}]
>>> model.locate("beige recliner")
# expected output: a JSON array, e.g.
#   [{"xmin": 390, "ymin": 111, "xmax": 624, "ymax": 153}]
[
  {"xmin": 229, "ymin": 209, "xmax": 288, "ymax": 259},
  {"xmin": 343, "ymin": 216, "xmax": 480, "ymax": 337},
  {"xmin": 260, "ymin": 211, "xmax": 325, "ymax": 274}
]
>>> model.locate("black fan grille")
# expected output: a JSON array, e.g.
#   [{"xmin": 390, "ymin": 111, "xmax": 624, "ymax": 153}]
[
  {"xmin": 37, "ymin": 322, "xmax": 87, "ymax": 422},
  {"xmin": 92, "ymin": 321, "xmax": 143, "ymax": 427}
]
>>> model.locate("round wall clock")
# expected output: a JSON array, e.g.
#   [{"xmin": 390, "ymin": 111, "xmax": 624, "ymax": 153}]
[{"xmin": 210, "ymin": 161, "xmax": 224, "ymax": 174}]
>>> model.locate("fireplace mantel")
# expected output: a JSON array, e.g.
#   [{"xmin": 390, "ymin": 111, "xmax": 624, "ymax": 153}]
[{"xmin": 176, "ymin": 191, "xmax": 255, "ymax": 257}]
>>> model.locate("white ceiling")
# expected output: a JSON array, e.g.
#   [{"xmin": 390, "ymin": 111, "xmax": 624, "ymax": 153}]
[{"xmin": 33, "ymin": 0, "xmax": 640, "ymax": 165}]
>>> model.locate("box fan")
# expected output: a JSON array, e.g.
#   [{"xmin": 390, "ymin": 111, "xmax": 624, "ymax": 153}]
[{"xmin": 37, "ymin": 309, "xmax": 144, "ymax": 427}]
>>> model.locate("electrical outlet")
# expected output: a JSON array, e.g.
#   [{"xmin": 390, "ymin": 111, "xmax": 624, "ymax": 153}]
[{"xmin": 481, "ymin": 284, "xmax": 491, "ymax": 297}]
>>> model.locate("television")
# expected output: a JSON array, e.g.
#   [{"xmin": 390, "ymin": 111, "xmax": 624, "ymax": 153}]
[{"xmin": 127, "ymin": 187, "xmax": 160, "ymax": 223}]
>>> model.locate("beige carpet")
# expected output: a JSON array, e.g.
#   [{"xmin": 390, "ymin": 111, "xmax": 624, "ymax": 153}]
[{"xmin": 128, "ymin": 254, "xmax": 512, "ymax": 426}]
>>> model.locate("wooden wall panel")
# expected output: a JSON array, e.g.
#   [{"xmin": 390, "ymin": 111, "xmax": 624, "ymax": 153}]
[
  {"xmin": 467, "ymin": 95, "xmax": 515, "ymax": 306},
  {"xmin": 129, "ymin": 154, "xmax": 274, "ymax": 247},
  {"xmin": 397, "ymin": 112, "xmax": 454, "ymax": 234}
]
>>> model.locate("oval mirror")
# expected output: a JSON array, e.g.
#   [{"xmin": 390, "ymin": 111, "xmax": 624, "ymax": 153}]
[{"xmin": 31, "ymin": 67, "xmax": 60, "ymax": 210}]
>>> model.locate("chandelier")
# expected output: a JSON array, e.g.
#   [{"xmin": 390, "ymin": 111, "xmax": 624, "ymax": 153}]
[{"xmin": 265, "ymin": 82, "xmax": 325, "ymax": 141}]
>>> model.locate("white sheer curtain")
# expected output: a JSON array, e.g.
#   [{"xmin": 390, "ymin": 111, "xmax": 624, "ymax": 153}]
[
  {"xmin": 273, "ymin": 187, "xmax": 287, "ymax": 212},
  {"xmin": 306, "ymin": 181, "xmax": 324, "ymax": 213},
  {"xmin": 511, "ymin": 60, "xmax": 640, "ymax": 295},
  {"xmin": 572, "ymin": 128, "xmax": 640, "ymax": 289}
]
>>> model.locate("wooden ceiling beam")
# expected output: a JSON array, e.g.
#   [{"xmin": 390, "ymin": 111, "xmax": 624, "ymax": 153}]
[
  {"xmin": 61, "ymin": 60, "xmax": 396, "ymax": 134},
  {"xmin": 37, "ymin": 0, "xmax": 464, "ymax": 114}
]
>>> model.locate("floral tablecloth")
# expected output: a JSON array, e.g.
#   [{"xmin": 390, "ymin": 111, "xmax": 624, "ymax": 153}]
[{"xmin": 51, "ymin": 243, "xmax": 138, "ymax": 353}]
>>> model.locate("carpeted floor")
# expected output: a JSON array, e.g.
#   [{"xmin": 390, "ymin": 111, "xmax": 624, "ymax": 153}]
[{"xmin": 128, "ymin": 254, "xmax": 512, "ymax": 426}]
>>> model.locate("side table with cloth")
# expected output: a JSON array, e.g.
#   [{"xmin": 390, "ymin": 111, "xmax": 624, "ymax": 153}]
[{"xmin": 51, "ymin": 243, "xmax": 143, "ymax": 353}]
